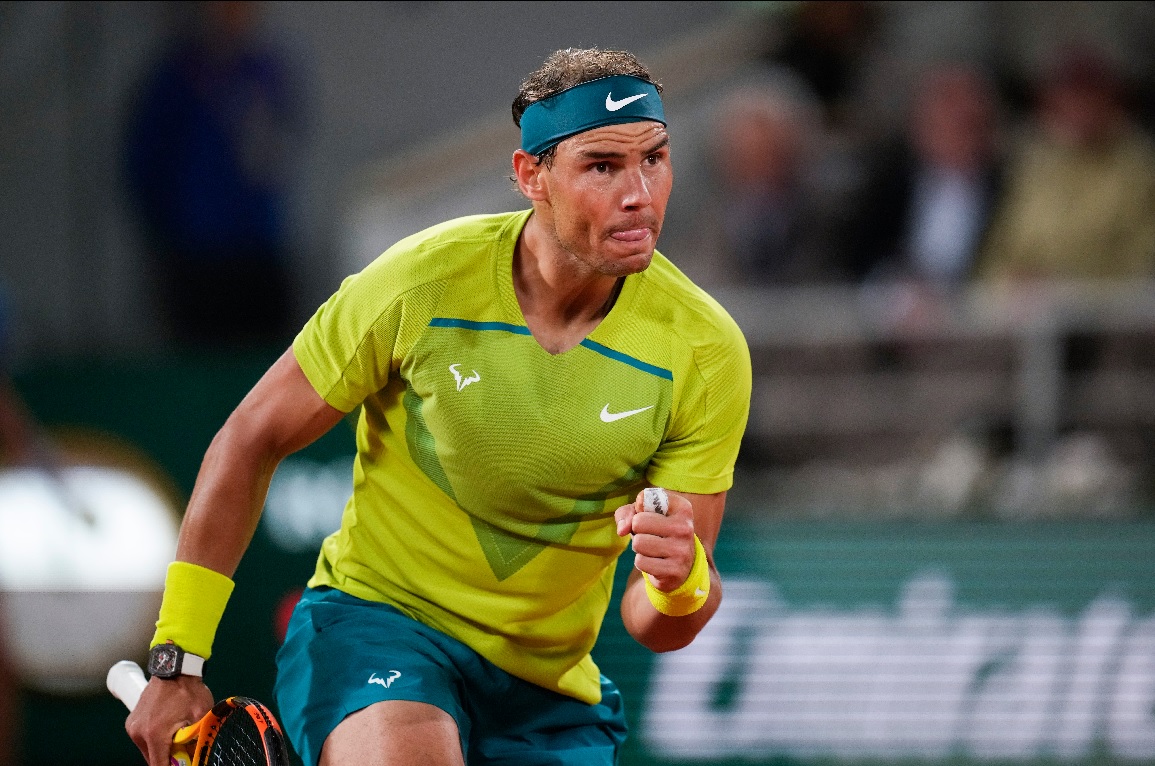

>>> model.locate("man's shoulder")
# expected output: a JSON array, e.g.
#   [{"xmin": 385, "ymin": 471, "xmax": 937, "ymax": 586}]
[
  {"xmin": 389, "ymin": 210, "xmax": 530, "ymax": 260},
  {"xmin": 638, "ymin": 252, "xmax": 747, "ymax": 352},
  {"xmin": 356, "ymin": 210, "xmax": 530, "ymax": 288}
]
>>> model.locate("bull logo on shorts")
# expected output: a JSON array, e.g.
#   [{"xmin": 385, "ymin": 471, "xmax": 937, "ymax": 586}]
[{"xmin": 368, "ymin": 670, "xmax": 401, "ymax": 688}]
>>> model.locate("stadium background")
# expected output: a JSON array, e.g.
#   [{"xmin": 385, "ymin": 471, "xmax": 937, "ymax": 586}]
[{"xmin": 3, "ymin": 2, "xmax": 1155, "ymax": 765}]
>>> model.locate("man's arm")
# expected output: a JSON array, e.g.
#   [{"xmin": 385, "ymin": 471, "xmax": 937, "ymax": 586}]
[
  {"xmin": 174, "ymin": 348, "xmax": 345, "ymax": 574},
  {"xmin": 127, "ymin": 348, "xmax": 345, "ymax": 766},
  {"xmin": 615, "ymin": 490, "xmax": 726, "ymax": 653}
]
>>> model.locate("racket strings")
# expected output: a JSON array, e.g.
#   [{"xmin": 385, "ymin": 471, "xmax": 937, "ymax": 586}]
[
  {"xmin": 206, "ymin": 711, "xmax": 265, "ymax": 766},
  {"xmin": 203, "ymin": 699, "xmax": 290, "ymax": 766}
]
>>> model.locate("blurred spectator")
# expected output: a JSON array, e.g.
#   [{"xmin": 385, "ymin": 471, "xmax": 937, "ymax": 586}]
[
  {"xmin": 766, "ymin": 0, "xmax": 879, "ymax": 131},
  {"xmin": 706, "ymin": 70, "xmax": 847, "ymax": 285},
  {"xmin": 978, "ymin": 48, "xmax": 1155, "ymax": 285},
  {"xmin": 124, "ymin": 1, "xmax": 302, "ymax": 349},
  {"xmin": 0, "ymin": 378, "xmax": 32, "ymax": 466},
  {"xmin": 848, "ymin": 65, "xmax": 1005, "ymax": 292},
  {"xmin": 0, "ymin": 289, "xmax": 32, "ymax": 467},
  {"xmin": 976, "ymin": 48, "xmax": 1155, "ymax": 460}
]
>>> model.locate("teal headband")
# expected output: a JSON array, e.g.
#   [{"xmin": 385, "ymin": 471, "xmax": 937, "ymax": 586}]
[{"xmin": 520, "ymin": 75, "xmax": 666, "ymax": 156}]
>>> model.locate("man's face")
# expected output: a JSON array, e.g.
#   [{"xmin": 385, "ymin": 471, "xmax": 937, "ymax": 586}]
[{"xmin": 536, "ymin": 120, "xmax": 672, "ymax": 277}]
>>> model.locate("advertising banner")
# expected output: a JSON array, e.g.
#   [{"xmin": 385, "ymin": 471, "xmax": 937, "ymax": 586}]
[{"xmin": 633, "ymin": 522, "xmax": 1155, "ymax": 764}]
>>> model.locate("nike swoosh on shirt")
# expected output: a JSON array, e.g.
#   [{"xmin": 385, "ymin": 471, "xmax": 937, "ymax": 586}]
[
  {"xmin": 600, "ymin": 404, "xmax": 655, "ymax": 422},
  {"xmin": 605, "ymin": 92, "xmax": 648, "ymax": 111}
]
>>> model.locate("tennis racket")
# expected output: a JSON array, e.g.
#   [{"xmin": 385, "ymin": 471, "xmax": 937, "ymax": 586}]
[{"xmin": 106, "ymin": 660, "xmax": 290, "ymax": 766}]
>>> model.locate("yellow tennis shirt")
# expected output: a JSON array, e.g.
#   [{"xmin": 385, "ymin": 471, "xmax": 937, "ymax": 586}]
[{"xmin": 294, "ymin": 210, "xmax": 751, "ymax": 704}]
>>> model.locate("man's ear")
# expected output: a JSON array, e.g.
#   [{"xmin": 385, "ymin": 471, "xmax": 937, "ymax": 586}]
[{"xmin": 512, "ymin": 149, "xmax": 548, "ymax": 201}]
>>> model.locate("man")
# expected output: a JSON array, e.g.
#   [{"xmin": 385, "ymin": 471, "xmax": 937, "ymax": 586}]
[
  {"xmin": 127, "ymin": 48, "xmax": 751, "ymax": 766},
  {"xmin": 849, "ymin": 64, "xmax": 1004, "ymax": 289},
  {"xmin": 124, "ymin": 0, "xmax": 300, "ymax": 348},
  {"xmin": 978, "ymin": 47, "xmax": 1155, "ymax": 284}
]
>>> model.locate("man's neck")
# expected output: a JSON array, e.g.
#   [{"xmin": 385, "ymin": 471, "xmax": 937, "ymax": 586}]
[{"xmin": 513, "ymin": 214, "xmax": 624, "ymax": 354}]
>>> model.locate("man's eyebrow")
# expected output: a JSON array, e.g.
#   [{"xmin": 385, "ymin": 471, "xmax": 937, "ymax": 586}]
[
  {"xmin": 643, "ymin": 136, "xmax": 671, "ymax": 155},
  {"xmin": 577, "ymin": 135, "xmax": 671, "ymax": 160},
  {"xmin": 578, "ymin": 148, "xmax": 627, "ymax": 160}
]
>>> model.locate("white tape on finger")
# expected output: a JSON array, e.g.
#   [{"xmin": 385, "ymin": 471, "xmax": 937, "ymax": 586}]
[{"xmin": 642, "ymin": 487, "xmax": 669, "ymax": 515}]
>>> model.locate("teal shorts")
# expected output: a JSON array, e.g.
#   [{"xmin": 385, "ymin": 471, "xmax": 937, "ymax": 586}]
[{"xmin": 274, "ymin": 587, "xmax": 628, "ymax": 766}]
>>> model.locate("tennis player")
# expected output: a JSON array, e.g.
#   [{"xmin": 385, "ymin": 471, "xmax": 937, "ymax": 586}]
[{"xmin": 127, "ymin": 47, "xmax": 751, "ymax": 766}]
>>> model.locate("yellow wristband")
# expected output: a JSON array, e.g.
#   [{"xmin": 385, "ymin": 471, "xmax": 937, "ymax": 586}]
[
  {"xmin": 151, "ymin": 561, "xmax": 235, "ymax": 659},
  {"xmin": 644, "ymin": 535, "xmax": 711, "ymax": 617}
]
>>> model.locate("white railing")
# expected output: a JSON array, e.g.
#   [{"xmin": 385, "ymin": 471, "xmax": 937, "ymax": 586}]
[
  {"xmin": 712, "ymin": 280, "xmax": 1155, "ymax": 517},
  {"xmin": 715, "ymin": 280, "xmax": 1155, "ymax": 460}
]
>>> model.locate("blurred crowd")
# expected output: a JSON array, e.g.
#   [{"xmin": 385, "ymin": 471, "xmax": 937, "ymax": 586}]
[
  {"xmin": 685, "ymin": 2, "xmax": 1155, "ymax": 517},
  {"xmin": 697, "ymin": 1, "xmax": 1155, "ymax": 296}
]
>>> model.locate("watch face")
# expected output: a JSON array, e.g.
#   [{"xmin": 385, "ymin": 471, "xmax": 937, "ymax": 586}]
[{"xmin": 149, "ymin": 644, "xmax": 181, "ymax": 677}]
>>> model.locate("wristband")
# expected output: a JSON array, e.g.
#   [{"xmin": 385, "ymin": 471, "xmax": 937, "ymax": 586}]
[
  {"xmin": 644, "ymin": 535, "xmax": 711, "ymax": 617},
  {"xmin": 150, "ymin": 561, "xmax": 235, "ymax": 660}
]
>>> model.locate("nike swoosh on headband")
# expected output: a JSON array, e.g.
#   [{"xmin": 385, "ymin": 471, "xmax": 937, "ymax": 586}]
[{"xmin": 605, "ymin": 92, "xmax": 648, "ymax": 111}]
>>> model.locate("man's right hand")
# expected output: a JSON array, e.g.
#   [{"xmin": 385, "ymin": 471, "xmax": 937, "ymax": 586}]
[{"xmin": 126, "ymin": 675, "xmax": 214, "ymax": 766}]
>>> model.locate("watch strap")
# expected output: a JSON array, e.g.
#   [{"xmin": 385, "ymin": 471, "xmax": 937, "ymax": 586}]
[{"xmin": 180, "ymin": 652, "xmax": 205, "ymax": 677}]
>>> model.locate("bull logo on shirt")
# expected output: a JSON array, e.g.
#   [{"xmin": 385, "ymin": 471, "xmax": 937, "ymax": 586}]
[{"xmin": 449, "ymin": 363, "xmax": 481, "ymax": 392}]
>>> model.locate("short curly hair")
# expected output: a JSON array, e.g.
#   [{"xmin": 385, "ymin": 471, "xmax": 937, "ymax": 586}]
[{"xmin": 511, "ymin": 48, "xmax": 662, "ymax": 166}]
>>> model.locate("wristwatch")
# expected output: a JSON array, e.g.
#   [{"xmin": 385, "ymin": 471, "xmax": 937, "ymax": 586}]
[{"xmin": 147, "ymin": 641, "xmax": 205, "ymax": 679}]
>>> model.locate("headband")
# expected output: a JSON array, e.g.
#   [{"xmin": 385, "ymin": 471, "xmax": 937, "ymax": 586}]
[{"xmin": 520, "ymin": 75, "xmax": 666, "ymax": 156}]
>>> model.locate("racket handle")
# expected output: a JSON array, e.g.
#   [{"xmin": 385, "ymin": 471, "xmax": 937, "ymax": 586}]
[
  {"xmin": 107, "ymin": 660, "xmax": 147, "ymax": 711},
  {"xmin": 107, "ymin": 661, "xmax": 192, "ymax": 766}
]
